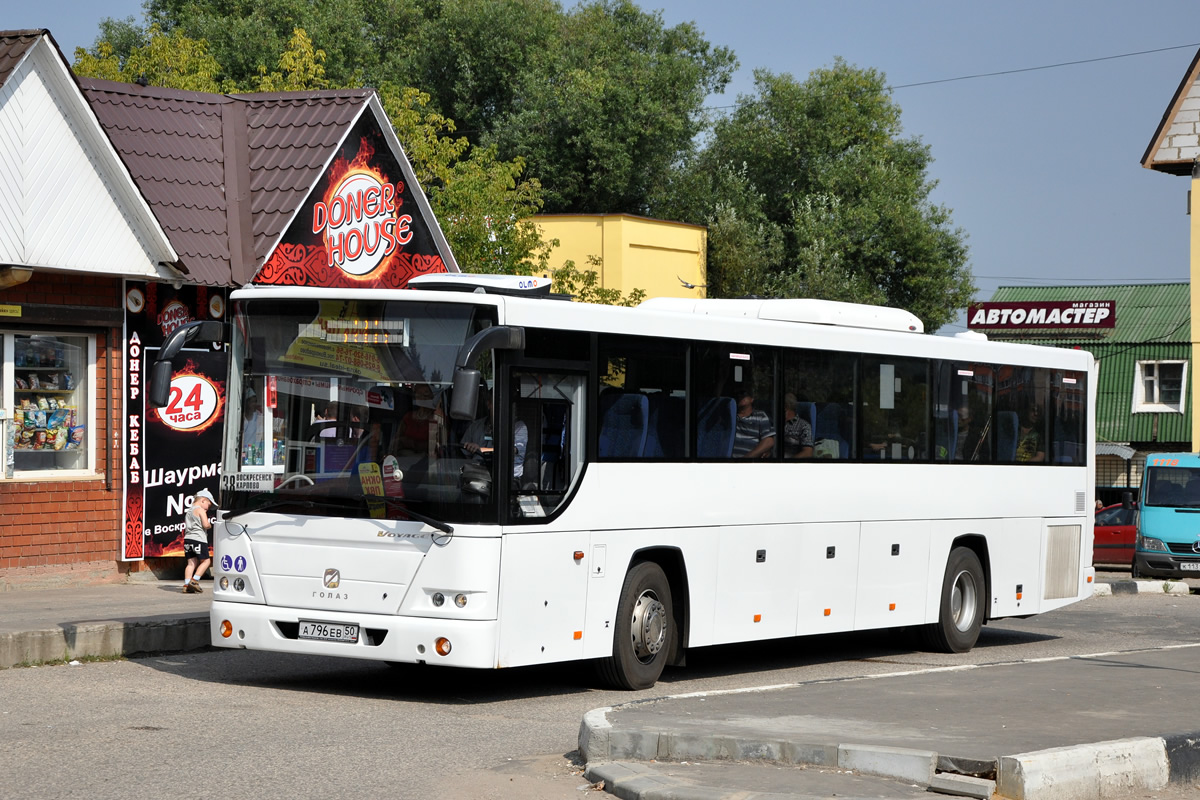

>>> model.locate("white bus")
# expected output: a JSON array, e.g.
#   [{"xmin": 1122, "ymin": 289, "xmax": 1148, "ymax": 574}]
[{"xmin": 151, "ymin": 274, "xmax": 1096, "ymax": 689}]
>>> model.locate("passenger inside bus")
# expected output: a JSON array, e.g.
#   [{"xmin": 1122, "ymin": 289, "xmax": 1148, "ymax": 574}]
[
  {"xmin": 460, "ymin": 388, "xmax": 529, "ymax": 481},
  {"xmin": 732, "ymin": 389, "xmax": 776, "ymax": 459},
  {"xmin": 782, "ymin": 392, "xmax": 814, "ymax": 458},
  {"xmin": 1016, "ymin": 405, "xmax": 1045, "ymax": 463},
  {"xmin": 393, "ymin": 384, "xmax": 446, "ymax": 457}
]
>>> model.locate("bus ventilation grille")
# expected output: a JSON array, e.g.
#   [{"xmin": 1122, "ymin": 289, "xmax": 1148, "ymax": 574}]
[
  {"xmin": 1075, "ymin": 492, "xmax": 1085, "ymax": 514},
  {"xmin": 1044, "ymin": 525, "xmax": 1081, "ymax": 600}
]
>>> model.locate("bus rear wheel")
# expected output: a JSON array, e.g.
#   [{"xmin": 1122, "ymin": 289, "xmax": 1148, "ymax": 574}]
[
  {"xmin": 922, "ymin": 546, "xmax": 984, "ymax": 653},
  {"xmin": 597, "ymin": 561, "xmax": 673, "ymax": 690}
]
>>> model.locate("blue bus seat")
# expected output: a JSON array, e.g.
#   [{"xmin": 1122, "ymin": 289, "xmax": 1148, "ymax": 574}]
[
  {"xmin": 697, "ymin": 396, "xmax": 736, "ymax": 458},
  {"xmin": 598, "ymin": 392, "xmax": 649, "ymax": 458},
  {"xmin": 815, "ymin": 402, "xmax": 849, "ymax": 459}
]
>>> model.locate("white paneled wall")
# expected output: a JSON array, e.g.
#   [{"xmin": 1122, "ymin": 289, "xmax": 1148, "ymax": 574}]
[{"xmin": 0, "ymin": 41, "xmax": 172, "ymax": 277}]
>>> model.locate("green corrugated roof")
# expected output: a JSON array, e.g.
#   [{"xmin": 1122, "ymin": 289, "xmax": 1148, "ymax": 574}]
[
  {"xmin": 987, "ymin": 283, "xmax": 1191, "ymax": 446},
  {"xmin": 988, "ymin": 283, "xmax": 1189, "ymax": 344}
]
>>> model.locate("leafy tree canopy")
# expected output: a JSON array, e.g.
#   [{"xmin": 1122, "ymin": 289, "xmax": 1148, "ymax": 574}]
[
  {"xmin": 654, "ymin": 61, "xmax": 973, "ymax": 331},
  {"xmin": 90, "ymin": 0, "xmax": 734, "ymax": 217}
]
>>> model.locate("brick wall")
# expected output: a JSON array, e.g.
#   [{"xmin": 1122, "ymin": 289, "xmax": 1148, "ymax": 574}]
[{"xmin": 0, "ymin": 273, "xmax": 130, "ymax": 585}]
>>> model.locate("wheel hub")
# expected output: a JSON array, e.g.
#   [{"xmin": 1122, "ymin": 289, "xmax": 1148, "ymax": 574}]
[
  {"xmin": 950, "ymin": 569, "xmax": 978, "ymax": 632},
  {"xmin": 630, "ymin": 591, "xmax": 666, "ymax": 662}
]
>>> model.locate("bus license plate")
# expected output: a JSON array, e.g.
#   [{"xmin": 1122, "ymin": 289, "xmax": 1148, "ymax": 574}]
[
  {"xmin": 1180, "ymin": 562, "xmax": 1200, "ymax": 571},
  {"xmin": 298, "ymin": 620, "xmax": 359, "ymax": 643}
]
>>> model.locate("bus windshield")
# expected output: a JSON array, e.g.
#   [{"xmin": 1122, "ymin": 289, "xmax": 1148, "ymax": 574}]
[
  {"xmin": 224, "ymin": 297, "xmax": 499, "ymax": 524},
  {"xmin": 1143, "ymin": 466, "xmax": 1200, "ymax": 508}
]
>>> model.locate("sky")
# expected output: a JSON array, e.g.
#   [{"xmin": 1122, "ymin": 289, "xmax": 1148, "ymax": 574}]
[{"xmin": 16, "ymin": 1, "xmax": 1200, "ymax": 331}]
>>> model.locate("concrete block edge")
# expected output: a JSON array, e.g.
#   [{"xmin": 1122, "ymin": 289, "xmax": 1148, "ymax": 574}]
[{"xmin": 997, "ymin": 736, "xmax": 1169, "ymax": 800}]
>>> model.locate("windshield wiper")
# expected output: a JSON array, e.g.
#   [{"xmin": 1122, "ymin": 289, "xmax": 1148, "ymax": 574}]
[
  {"xmin": 223, "ymin": 496, "xmax": 352, "ymax": 522},
  {"xmin": 350, "ymin": 494, "xmax": 455, "ymax": 535}
]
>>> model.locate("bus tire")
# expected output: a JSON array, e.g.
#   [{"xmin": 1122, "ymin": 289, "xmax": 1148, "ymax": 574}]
[
  {"xmin": 922, "ymin": 546, "xmax": 984, "ymax": 654},
  {"xmin": 597, "ymin": 561, "xmax": 673, "ymax": 690}
]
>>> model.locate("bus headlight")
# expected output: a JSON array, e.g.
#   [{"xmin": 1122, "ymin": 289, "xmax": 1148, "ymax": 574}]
[
  {"xmin": 233, "ymin": 577, "xmax": 246, "ymax": 592},
  {"xmin": 432, "ymin": 592, "xmax": 445, "ymax": 607},
  {"xmin": 454, "ymin": 593, "xmax": 468, "ymax": 608},
  {"xmin": 219, "ymin": 576, "xmax": 229, "ymax": 590},
  {"xmin": 1138, "ymin": 535, "xmax": 1169, "ymax": 552}
]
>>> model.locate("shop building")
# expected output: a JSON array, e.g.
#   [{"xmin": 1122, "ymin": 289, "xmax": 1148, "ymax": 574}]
[
  {"xmin": 1141, "ymin": 45, "xmax": 1200, "ymax": 451},
  {"xmin": 972, "ymin": 283, "xmax": 1191, "ymax": 503},
  {"xmin": 0, "ymin": 29, "xmax": 455, "ymax": 589}
]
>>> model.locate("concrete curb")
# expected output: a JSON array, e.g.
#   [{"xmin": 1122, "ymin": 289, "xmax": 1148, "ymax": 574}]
[
  {"xmin": 0, "ymin": 615, "xmax": 210, "ymax": 668},
  {"xmin": 1097, "ymin": 579, "xmax": 1191, "ymax": 597},
  {"xmin": 579, "ymin": 705, "xmax": 1200, "ymax": 800}
]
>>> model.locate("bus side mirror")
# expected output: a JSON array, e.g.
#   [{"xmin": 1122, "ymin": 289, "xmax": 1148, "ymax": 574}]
[
  {"xmin": 450, "ymin": 368, "xmax": 480, "ymax": 421},
  {"xmin": 148, "ymin": 320, "xmax": 228, "ymax": 408},
  {"xmin": 149, "ymin": 361, "xmax": 175, "ymax": 408},
  {"xmin": 447, "ymin": 325, "xmax": 525, "ymax": 421},
  {"xmin": 1121, "ymin": 491, "xmax": 1134, "ymax": 510}
]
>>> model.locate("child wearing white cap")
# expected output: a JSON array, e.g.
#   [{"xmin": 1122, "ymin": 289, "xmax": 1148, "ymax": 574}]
[{"xmin": 182, "ymin": 488, "xmax": 216, "ymax": 593}]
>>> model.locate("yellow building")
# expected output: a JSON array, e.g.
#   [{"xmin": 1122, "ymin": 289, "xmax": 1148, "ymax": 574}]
[{"xmin": 535, "ymin": 213, "xmax": 707, "ymax": 299}]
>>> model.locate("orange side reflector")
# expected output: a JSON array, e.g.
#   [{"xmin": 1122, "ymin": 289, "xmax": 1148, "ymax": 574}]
[
  {"xmin": 573, "ymin": 551, "xmax": 584, "ymax": 561},
  {"xmin": 888, "ymin": 603, "xmax": 896, "ymax": 611},
  {"xmin": 220, "ymin": 620, "xmax": 233, "ymax": 638},
  {"xmin": 573, "ymin": 631, "xmax": 582, "ymax": 640},
  {"xmin": 753, "ymin": 614, "xmax": 761, "ymax": 623},
  {"xmin": 1016, "ymin": 593, "xmax": 1023, "ymax": 600},
  {"xmin": 823, "ymin": 608, "xmax": 831, "ymax": 616},
  {"xmin": 1087, "ymin": 575, "xmax": 1093, "ymax": 583}
]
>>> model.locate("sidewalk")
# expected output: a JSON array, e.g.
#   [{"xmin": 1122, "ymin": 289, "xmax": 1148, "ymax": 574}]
[{"xmin": 0, "ymin": 575, "xmax": 210, "ymax": 669}]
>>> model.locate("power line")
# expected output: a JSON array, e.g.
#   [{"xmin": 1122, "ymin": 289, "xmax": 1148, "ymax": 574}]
[
  {"xmin": 704, "ymin": 41, "xmax": 1200, "ymax": 110},
  {"xmin": 889, "ymin": 42, "xmax": 1200, "ymax": 89}
]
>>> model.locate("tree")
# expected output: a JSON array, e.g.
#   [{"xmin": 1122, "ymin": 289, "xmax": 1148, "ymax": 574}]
[
  {"xmin": 72, "ymin": 24, "xmax": 229, "ymax": 92},
  {"xmin": 251, "ymin": 28, "xmax": 329, "ymax": 92},
  {"xmin": 486, "ymin": 0, "xmax": 735, "ymax": 213},
  {"xmin": 143, "ymin": 0, "xmax": 385, "ymax": 89},
  {"xmin": 550, "ymin": 256, "xmax": 646, "ymax": 306},
  {"xmin": 378, "ymin": 85, "xmax": 551, "ymax": 276},
  {"xmin": 662, "ymin": 62, "xmax": 974, "ymax": 331}
]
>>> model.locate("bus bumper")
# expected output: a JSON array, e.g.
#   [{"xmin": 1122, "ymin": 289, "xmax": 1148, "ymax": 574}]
[
  {"xmin": 1132, "ymin": 551, "xmax": 1200, "ymax": 580},
  {"xmin": 209, "ymin": 600, "xmax": 500, "ymax": 669}
]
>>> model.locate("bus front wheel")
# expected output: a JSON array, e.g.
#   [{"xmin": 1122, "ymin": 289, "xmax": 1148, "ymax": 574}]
[
  {"xmin": 598, "ymin": 561, "xmax": 673, "ymax": 690},
  {"xmin": 922, "ymin": 546, "xmax": 984, "ymax": 654}
]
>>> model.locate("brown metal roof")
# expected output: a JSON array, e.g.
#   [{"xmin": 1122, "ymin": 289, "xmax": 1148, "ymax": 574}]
[
  {"xmin": 77, "ymin": 78, "xmax": 371, "ymax": 286},
  {"xmin": 0, "ymin": 30, "xmax": 44, "ymax": 91}
]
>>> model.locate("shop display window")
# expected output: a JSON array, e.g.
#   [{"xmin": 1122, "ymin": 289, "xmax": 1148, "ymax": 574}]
[{"xmin": 4, "ymin": 333, "xmax": 95, "ymax": 477}]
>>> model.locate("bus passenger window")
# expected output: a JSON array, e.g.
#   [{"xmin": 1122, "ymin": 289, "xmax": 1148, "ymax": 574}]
[
  {"xmin": 933, "ymin": 361, "xmax": 994, "ymax": 463},
  {"xmin": 693, "ymin": 344, "xmax": 776, "ymax": 460},
  {"xmin": 995, "ymin": 367, "xmax": 1049, "ymax": 463},
  {"xmin": 1050, "ymin": 371, "xmax": 1086, "ymax": 465},
  {"xmin": 597, "ymin": 336, "xmax": 687, "ymax": 460},
  {"xmin": 781, "ymin": 348, "xmax": 855, "ymax": 460},
  {"xmin": 861, "ymin": 357, "xmax": 928, "ymax": 461}
]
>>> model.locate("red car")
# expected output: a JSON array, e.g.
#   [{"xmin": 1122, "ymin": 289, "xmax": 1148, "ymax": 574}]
[{"xmin": 1093, "ymin": 503, "xmax": 1137, "ymax": 567}]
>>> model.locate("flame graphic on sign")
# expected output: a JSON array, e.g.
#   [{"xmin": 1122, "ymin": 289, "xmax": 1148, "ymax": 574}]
[{"xmin": 157, "ymin": 359, "xmax": 226, "ymax": 434}]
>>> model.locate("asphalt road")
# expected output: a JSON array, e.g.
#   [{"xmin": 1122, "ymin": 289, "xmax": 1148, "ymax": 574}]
[{"xmin": 2, "ymin": 590, "xmax": 1198, "ymax": 799}]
